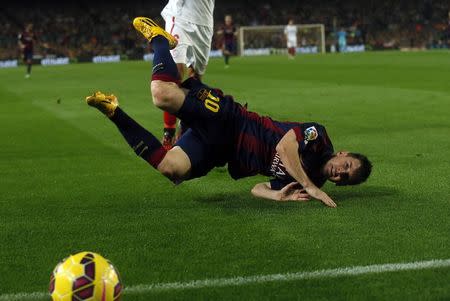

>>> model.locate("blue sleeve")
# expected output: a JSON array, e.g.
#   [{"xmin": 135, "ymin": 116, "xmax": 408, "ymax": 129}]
[
  {"xmin": 269, "ymin": 179, "xmax": 289, "ymax": 190},
  {"xmin": 270, "ymin": 179, "xmax": 304, "ymax": 191}
]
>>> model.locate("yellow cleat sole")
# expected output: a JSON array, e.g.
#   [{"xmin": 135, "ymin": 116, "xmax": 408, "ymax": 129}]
[{"xmin": 132, "ymin": 17, "xmax": 178, "ymax": 49}]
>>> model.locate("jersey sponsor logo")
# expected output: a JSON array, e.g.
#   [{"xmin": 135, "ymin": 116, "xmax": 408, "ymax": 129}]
[
  {"xmin": 270, "ymin": 152, "xmax": 287, "ymax": 178},
  {"xmin": 304, "ymin": 126, "xmax": 318, "ymax": 145}
]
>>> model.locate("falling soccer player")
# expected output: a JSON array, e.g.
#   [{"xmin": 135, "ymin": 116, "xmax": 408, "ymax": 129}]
[
  {"xmin": 86, "ymin": 17, "xmax": 372, "ymax": 206},
  {"xmin": 159, "ymin": 0, "xmax": 215, "ymax": 150}
]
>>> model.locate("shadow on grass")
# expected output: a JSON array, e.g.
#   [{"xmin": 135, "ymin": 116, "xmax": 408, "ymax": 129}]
[
  {"xmin": 195, "ymin": 192, "xmax": 321, "ymax": 211},
  {"xmin": 329, "ymin": 185, "xmax": 400, "ymax": 202},
  {"xmin": 194, "ymin": 185, "xmax": 400, "ymax": 210},
  {"xmin": 196, "ymin": 192, "xmax": 257, "ymax": 204}
]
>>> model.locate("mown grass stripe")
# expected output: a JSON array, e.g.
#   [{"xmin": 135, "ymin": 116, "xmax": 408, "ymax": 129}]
[{"xmin": 2, "ymin": 258, "xmax": 449, "ymax": 300}]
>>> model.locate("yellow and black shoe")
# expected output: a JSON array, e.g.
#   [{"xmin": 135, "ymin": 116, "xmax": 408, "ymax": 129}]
[
  {"xmin": 132, "ymin": 17, "xmax": 178, "ymax": 49},
  {"xmin": 86, "ymin": 91, "xmax": 118, "ymax": 118}
]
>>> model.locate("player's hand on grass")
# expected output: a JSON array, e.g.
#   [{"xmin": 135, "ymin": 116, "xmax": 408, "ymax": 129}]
[
  {"xmin": 304, "ymin": 186, "xmax": 337, "ymax": 208},
  {"xmin": 278, "ymin": 182, "xmax": 311, "ymax": 202}
]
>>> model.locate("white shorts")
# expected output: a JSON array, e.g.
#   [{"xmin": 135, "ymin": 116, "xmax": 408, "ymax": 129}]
[
  {"xmin": 164, "ymin": 16, "xmax": 213, "ymax": 75},
  {"xmin": 287, "ymin": 38, "xmax": 297, "ymax": 48}
]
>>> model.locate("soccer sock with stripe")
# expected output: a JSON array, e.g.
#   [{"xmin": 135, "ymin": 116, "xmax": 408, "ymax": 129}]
[
  {"xmin": 163, "ymin": 111, "xmax": 177, "ymax": 134},
  {"xmin": 151, "ymin": 36, "xmax": 180, "ymax": 83},
  {"xmin": 151, "ymin": 35, "xmax": 179, "ymax": 134},
  {"xmin": 110, "ymin": 108, "xmax": 167, "ymax": 169}
]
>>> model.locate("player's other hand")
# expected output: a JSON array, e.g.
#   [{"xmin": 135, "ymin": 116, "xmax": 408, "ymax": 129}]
[
  {"xmin": 304, "ymin": 186, "xmax": 337, "ymax": 208},
  {"xmin": 278, "ymin": 182, "xmax": 311, "ymax": 202}
]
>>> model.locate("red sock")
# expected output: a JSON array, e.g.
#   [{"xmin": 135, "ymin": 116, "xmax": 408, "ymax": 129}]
[{"xmin": 164, "ymin": 111, "xmax": 177, "ymax": 131}]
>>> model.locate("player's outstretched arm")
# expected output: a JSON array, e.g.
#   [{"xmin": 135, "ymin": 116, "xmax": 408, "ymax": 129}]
[
  {"xmin": 276, "ymin": 130, "xmax": 337, "ymax": 208},
  {"xmin": 251, "ymin": 182, "xmax": 311, "ymax": 202},
  {"xmin": 17, "ymin": 38, "xmax": 25, "ymax": 50}
]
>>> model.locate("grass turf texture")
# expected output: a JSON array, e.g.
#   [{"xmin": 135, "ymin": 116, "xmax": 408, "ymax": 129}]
[{"xmin": 0, "ymin": 51, "xmax": 449, "ymax": 300}]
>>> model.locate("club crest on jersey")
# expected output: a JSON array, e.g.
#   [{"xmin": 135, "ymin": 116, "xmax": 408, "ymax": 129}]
[
  {"xmin": 304, "ymin": 126, "xmax": 318, "ymax": 144},
  {"xmin": 197, "ymin": 89, "xmax": 210, "ymax": 101}
]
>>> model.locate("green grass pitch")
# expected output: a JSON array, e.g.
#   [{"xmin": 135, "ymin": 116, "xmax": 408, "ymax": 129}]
[{"xmin": 0, "ymin": 51, "xmax": 449, "ymax": 300}]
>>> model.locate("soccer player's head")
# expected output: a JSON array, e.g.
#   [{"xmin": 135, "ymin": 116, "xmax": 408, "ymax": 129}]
[
  {"xmin": 323, "ymin": 151, "xmax": 372, "ymax": 186},
  {"xmin": 225, "ymin": 15, "xmax": 233, "ymax": 25}
]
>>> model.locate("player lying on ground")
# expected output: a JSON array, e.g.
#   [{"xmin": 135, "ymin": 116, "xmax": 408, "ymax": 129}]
[{"xmin": 86, "ymin": 17, "xmax": 372, "ymax": 207}]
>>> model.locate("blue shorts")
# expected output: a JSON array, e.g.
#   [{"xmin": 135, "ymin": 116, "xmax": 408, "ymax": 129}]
[
  {"xmin": 23, "ymin": 49, "xmax": 33, "ymax": 62},
  {"xmin": 174, "ymin": 78, "xmax": 238, "ymax": 179},
  {"xmin": 175, "ymin": 129, "xmax": 228, "ymax": 179},
  {"xmin": 224, "ymin": 42, "xmax": 236, "ymax": 54}
]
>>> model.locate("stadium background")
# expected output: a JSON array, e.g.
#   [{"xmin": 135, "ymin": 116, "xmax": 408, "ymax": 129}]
[
  {"xmin": 1, "ymin": 1, "xmax": 450, "ymax": 301},
  {"xmin": 1, "ymin": 0, "xmax": 449, "ymax": 61}
]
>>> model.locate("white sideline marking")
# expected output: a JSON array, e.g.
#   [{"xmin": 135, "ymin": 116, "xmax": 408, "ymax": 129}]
[
  {"xmin": 1, "ymin": 258, "xmax": 450, "ymax": 300},
  {"xmin": 0, "ymin": 292, "xmax": 48, "ymax": 301}
]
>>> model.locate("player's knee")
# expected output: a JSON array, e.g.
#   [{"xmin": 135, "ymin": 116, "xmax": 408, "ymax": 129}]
[
  {"xmin": 159, "ymin": 164, "xmax": 177, "ymax": 180},
  {"xmin": 150, "ymin": 81, "xmax": 167, "ymax": 108},
  {"xmin": 151, "ymin": 81, "xmax": 178, "ymax": 110},
  {"xmin": 157, "ymin": 155, "xmax": 184, "ymax": 182}
]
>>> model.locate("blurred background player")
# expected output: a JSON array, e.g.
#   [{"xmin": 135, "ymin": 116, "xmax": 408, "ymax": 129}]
[
  {"xmin": 284, "ymin": 18, "xmax": 298, "ymax": 59},
  {"xmin": 337, "ymin": 27, "xmax": 347, "ymax": 53},
  {"xmin": 217, "ymin": 15, "xmax": 237, "ymax": 68},
  {"xmin": 18, "ymin": 23, "xmax": 36, "ymax": 79},
  {"xmin": 160, "ymin": 0, "xmax": 215, "ymax": 149}
]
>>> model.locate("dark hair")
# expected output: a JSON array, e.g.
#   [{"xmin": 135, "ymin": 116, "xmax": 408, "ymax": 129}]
[{"xmin": 339, "ymin": 153, "xmax": 372, "ymax": 186}]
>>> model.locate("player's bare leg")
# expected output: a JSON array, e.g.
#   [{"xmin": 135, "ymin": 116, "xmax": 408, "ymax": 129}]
[
  {"xmin": 157, "ymin": 146, "xmax": 191, "ymax": 181},
  {"xmin": 162, "ymin": 64, "xmax": 198, "ymax": 147},
  {"xmin": 132, "ymin": 17, "xmax": 190, "ymax": 119},
  {"xmin": 151, "ymin": 81, "xmax": 186, "ymax": 113},
  {"xmin": 133, "ymin": 17, "xmax": 183, "ymax": 151}
]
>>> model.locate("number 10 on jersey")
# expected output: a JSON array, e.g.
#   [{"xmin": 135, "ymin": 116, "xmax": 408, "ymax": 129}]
[{"xmin": 205, "ymin": 92, "xmax": 220, "ymax": 113}]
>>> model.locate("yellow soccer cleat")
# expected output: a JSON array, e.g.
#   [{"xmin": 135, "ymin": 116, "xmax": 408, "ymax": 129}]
[
  {"xmin": 86, "ymin": 91, "xmax": 118, "ymax": 118},
  {"xmin": 132, "ymin": 17, "xmax": 178, "ymax": 49}
]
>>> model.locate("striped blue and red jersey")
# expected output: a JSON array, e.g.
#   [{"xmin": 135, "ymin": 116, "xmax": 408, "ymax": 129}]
[
  {"xmin": 221, "ymin": 24, "xmax": 236, "ymax": 45},
  {"xmin": 18, "ymin": 31, "xmax": 35, "ymax": 52},
  {"xmin": 228, "ymin": 106, "xmax": 334, "ymax": 189},
  {"xmin": 178, "ymin": 77, "xmax": 334, "ymax": 189}
]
